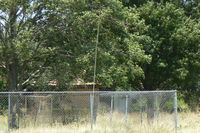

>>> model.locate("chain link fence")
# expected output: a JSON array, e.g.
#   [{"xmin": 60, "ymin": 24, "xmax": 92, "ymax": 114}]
[{"xmin": 0, "ymin": 91, "xmax": 177, "ymax": 133}]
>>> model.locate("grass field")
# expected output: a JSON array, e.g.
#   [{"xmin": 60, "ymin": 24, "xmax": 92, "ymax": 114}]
[{"xmin": 0, "ymin": 112, "xmax": 199, "ymax": 133}]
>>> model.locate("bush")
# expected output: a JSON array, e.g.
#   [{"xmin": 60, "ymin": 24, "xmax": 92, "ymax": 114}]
[{"xmin": 177, "ymin": 98, "xmax": 190, "ymax": 112}]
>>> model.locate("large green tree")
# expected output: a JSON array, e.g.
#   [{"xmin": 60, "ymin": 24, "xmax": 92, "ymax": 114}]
[
  {"xmin": 0, "ymin": 0, "xmax": 68, "ymax": 91},
  {"xmin": 60, "ymin": 0, "xmax": 151, "ymax": 90},
  {"xmin": 137, "ymin": 2, "xmax": 200, "ymax": 91},
  {"xmin": 131, "ymin": 2, "xmax": 200, "ymax": 118},
  {"xmin": 0, "ymin": 0, "xmax": 68, "ymax": 128}
]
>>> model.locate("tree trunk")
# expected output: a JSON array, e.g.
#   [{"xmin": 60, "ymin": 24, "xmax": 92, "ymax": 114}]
[
  {"xmin": 7, "ymin": 61, "xmax": 19, "ymax": 129},
  {"xmin": 58, "ymin": 97, "xmax": 66, "ymax": 125},
  {"xmin": 147, "ymin": 94, "xmax": 154, "ymax": 123},
  {"xmin": 143, "ymin": 78, "xmax": 155, "ymax": 123}
]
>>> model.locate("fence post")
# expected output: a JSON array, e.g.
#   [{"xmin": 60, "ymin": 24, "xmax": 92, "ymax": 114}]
[
  {"xmin": 24, "ymin": 96, "xmax": 27, "ymax": 127},
  {"xmin": 140, "ymin": 94, "xmax": 143, "ymax": 126},
  {"xmin": 73, "ymin": 94, "xmax": 78, "ymax": 122},
  {"xmin": 38, "ymin": 98, "xmax": 42, "ymax": 113},
  {"xmin": 50, "ymin": 97, "xmax": 53, "ymax": 126},
  {"xmin": 155, "ymin": 93, "xmax": 159, "ymax": 119},
  {"xmin": 94, "ymin": 94, "xmax": 98, "ymax": 124},
  {"xmin": 90, "ymin": 94, "xmax": 94, "ymax": 130},
  {"xmin": 8, "ymin": 94, "xmax": 10, "ymax": 133},
  {"xmin": 174, "ymin": 90, "xmax": 178, "ymax": 133},
  {"xmin": 110, "ymin": 95, "xmax": 113, "ymax": 127},
  {"xmin": 125, "ymin": 95, "xmax": 128, "ymax": 129},
  {"xmin": 17, "ymin": 94, "xmax": 19, "ymax": 129}
]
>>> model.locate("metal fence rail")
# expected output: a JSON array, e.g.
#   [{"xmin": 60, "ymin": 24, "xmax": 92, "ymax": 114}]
[{"xmin": 0, "ymin": 91, "xmax": 177, "ymax": 133}]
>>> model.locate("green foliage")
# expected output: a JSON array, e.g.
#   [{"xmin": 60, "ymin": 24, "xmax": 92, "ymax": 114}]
[
  {"xmin": 177, "ymin": 98, "xmax": 190, "ymax": 112},
  {"xmin": 63, "ymin": 0, "xmax": 151, "ymax": 90},
  {"xmin": 133, "ymin": 2, "xmax": 200, "ymax": 92},
  {"xmin": 0, "ymin": 0, "xmax": 72, "ymax": 90},
  {"xmin": 0, "ymin": 0, "xmax": 152, "ymax": 91},
  {"xmin": 162, "ymin": 98, "xmax": 190, "ymax": 113}
]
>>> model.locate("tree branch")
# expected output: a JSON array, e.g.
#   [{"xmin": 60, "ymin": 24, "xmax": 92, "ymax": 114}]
[
  {"xmin": 19, "ymin": 63, "xmax": 50, "ymax": 89},
  {"xmin": 0, "ymin": 16, "xmax": 8, "ymax": 23},
  {"xmin": 17, "ymin": 8, "xmax": 26, "ymax": 34},
  {"xmin": 19, "ymin": 69, "xmax": 41, "ymax": 87}
]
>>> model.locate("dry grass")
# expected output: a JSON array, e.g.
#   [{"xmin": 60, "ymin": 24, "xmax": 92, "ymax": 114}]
[
  {"xmin": 0, "ymin": 115, "xmax": 7, "ymax": 133},
  {"xmin": 178, "ymin": 112, "xmax": 200, "ymax": 133},
  {"xmin": 0, "ymin": 112, "xmax": 199, "ymax": 133}
]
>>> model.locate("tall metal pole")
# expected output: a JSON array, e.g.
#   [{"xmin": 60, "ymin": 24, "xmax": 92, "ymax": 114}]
[
  {"xmin": 174, "ymin": 90, "xmax": 178, "ymax": 133},
  {"xmin": 92, "ymin": 13, "xmax": 101, "ymax": 94},
  {"xmin": 90, "ymin": 94, "xmax": 94, "ymax": 130},
  {"xmin": 110, "ymin": 95, "xmax": 113, "ymax": 127},
  {"xmin": 125, "ymin": 95, "xmax": 128, "ymax": 129},
  {"xmin": 8, "ymin": 94, "xmax": 10, "ymax": 133},
  {"xmin": 91, "ymin": 12, "xmax": 101, "ymax": 130}
]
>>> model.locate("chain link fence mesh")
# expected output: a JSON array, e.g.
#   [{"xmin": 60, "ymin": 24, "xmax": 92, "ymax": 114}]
[{"xmin": 0, "ymin": 91, "xmax": 177, "ymax": 133}]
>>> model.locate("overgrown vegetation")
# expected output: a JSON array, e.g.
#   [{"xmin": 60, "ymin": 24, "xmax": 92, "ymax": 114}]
[{"xmin": 0, "ymin": 112, "xmax": 199, "ymax": 133}]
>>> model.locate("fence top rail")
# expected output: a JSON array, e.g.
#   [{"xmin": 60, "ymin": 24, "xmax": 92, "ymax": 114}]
[{"xmin": 0, "ymin": 90, "xmax": 176, "ymax": 94}]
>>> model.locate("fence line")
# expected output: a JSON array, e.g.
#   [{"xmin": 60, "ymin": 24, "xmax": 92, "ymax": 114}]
[
  {"xmin": 0, "ymin": 91, "xmax": 178, "ymax": 133},
  {"xmin": 0, "ymin": 90, "xmax": 176, "ymax": 94}
]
